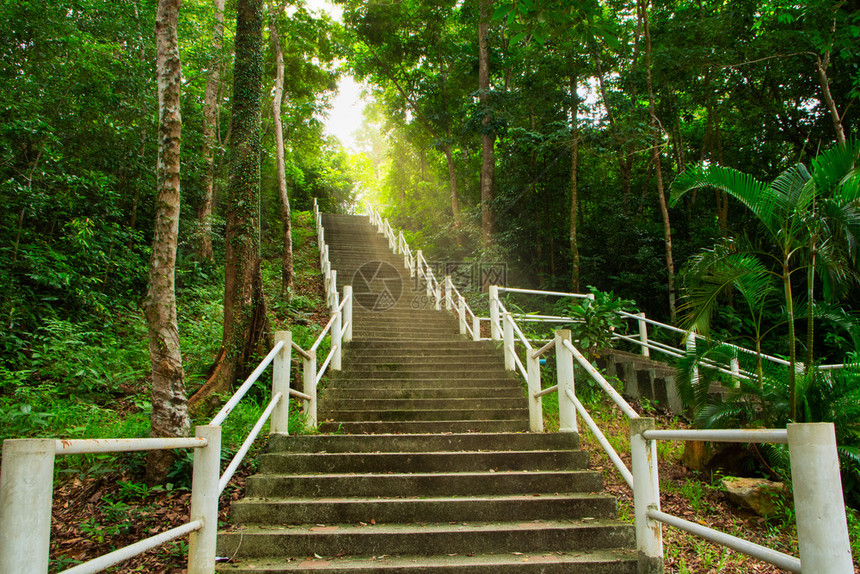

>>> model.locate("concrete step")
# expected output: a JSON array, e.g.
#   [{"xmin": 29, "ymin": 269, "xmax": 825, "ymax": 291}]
[
  {"xmin": 323, "ymin": 387, "xmax": 522, "ymax": 399},
  {"xmin": 317, "ymin": 420, "xmax": 529, "ymax": 434},
  {"xmin": 256, "ymin": 450, "xmax": 588, "ymax": 474},
  {"xmin": 265, "ymin": 433, "xmax": 581, "ymax": 453},
  {"xmin": 319, "ymin": 398, "xmax": 526, "ymax": 411},
  {"xmin": 231, "ymin": 493, "xmax": 617, "ymax": 524},
  {"xmin": 217, "ymin": 520, "xmax": 635, "ymax": 558},
  {"xmin": 319, "ymin": 407, "xmax": 529, "ymax": 422},
  {"xmin": 245, "ymin": 469, "xmax": 602, "ymax": 498},
  {"xmin": 326, "ymin": 378, "xmax": 520, "ymax": 389},
  {"xmin": 346, "ymin": 341, "xmax": 497, "ymax": 351},
  {"xmin": 336, "ymin": 361, "xmax": 506, "ymax": 372},
  {"xmin": 331, "ymin": 370, "xmax": 517, "ymax": 380},
  {"xmin": 215, "ymin": 550, "xmax": 637, "ymax": 573}
]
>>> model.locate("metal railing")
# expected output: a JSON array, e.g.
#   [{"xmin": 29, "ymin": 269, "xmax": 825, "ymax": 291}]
[
  {"xmin": 485, "ymin": 285, "xmax": 854, "ymax": 573},
  {"xmin": 0, "ymin": 201, "xmax": 354, "ymax": 574}
]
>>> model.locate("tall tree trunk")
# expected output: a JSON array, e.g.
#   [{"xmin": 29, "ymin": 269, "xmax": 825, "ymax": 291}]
[
  {"xmin": 641, "ymin": 0, "xmax": 677, "ymax": 322},
  {"xmin": 443, "ymin": 139, "xmax": 460, "ymax": 227},
  {"xmin": 570, "ymin": 73, "xmax": 580, "ymax": 293},
  {"xmin": 269, "ymin": 3, "xmax": 293, "ymax": 298},
  {"xmin": 193, "ymin": 0, "xmax": 270, "ymax": 405},
  {"xmin": 815, "ymin": 52, "xmax": 846, "ymax": 144},
  {"xmin": 145, "ymin": 0, "xmax": 189, "ymax": 485},
  {"xmin": 198, "ymin": 0, "xmax": 226, "ymax": 261},
  {"xmin": 478, "ymin": 0, "xmax": 495, "ymax": 246}
]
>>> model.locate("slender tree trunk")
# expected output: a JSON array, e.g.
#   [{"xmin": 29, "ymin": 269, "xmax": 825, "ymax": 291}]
[
  {"xmin": 641, "ymin": 0, "xmax": 677, "ymax": 322},
  {"xmin": 815, "ymin": 52, "xmax": 846, "ymax": 144},
  {"xmin": 192, "ymin": 0, "xmax": 270, "ymax": 405},
  {"xmin": 197, "ymin": 0, "xmax": 226, "ymax": 261},
  {"xmin": 570, "ymin": 73, "xmax": 580, "ymax": 293},
  {"xmin": 591, "ymin": 46, "xmax": 634, "ymax": 206},
  {"xmin": 443, "ymin": 139, "xmax": 460, "ymax": 227},
  {"xmin": 478, "ymin": 0, "xmax": 495, "ymax": 246},
  {"xmin": 145, "ymin": 0, "xmax": 189, "ymax": 485},
  {"xmin": 269, "ymin": 3, "xmax": 293, "ymax": 298}
]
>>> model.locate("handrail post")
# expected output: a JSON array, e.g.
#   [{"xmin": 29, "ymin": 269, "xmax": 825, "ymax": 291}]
[
  {"xmin": 472, "ymin": 315, "xmax": 481, "ymax": 341},
  {"xmin": 458, "ymin": 295, "xmax": 467, "ymax": 335},
  {"xmin": 332, "ymin": 293, "xmax": 342, "ymax": 371},
  {"xmin": 527, "ymin": 350, "xmax": 543, "ymax": 432},
  {"xmin": 788, "ymin": 423, "xmax": 853, "ymax": 573},
  {"xmin": 329, "ymin": 270, "xmax": 337, "ymax": 311},
  {"xmin": 489, "ymin": 285, "xmax": 501, "ymax": 340},
  {"xmin": 637, "ymin": 312, "xmax": 650, "ymax": 358},
  {"xmin": 503, "ymin": 312, "xmax": 515, "ymax": 371},
  {"xmin": 685, "ymin": 330, "xmax": 698, "ymax": 386},
  {"xmin": 730, "ymin": 356, "xmax": 740, "ymax": 388},
  {"xmin": 271, "ymin": 332, "xmax": 292, "ymax": 434},
  {"xmin": 631, "ymin": 417, "xmax": 663, "ymax": 574},
  {"xmin": 434, "ymin": 280, "xmax": 441, "ymax": 311},
  {"xmin": 554, "ymin": 330, "xmax": 576, "ymax": 433},
  {"xmin": 303, "ymin": 350, "xmax": 318, "ymax": 428},
  {"xmin": 343, "ymin": 286, "xmax": 353, "ymax": 343},
  {"xmin": 0, "ymin": 439, "xmax": 55, "ymax": 574},
  {"xmin": 188, "ymin": 425, "xmax": 221, "ymax": 574},
  {"xmin": 444, "ymin": 276, "xmax": 451, "ymax": 310}
]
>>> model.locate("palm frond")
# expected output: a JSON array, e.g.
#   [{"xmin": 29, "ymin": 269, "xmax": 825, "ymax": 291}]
[
  {"xmin": 810, "ymin": 138, "xmax": 860, "ymax": 199},
  {"xmin": 672, "ymin": 164, "xmax": 781, "ymax": 236}
]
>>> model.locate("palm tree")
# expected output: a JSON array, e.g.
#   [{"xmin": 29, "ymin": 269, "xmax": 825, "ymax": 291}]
[{"xmin": 671, "ymin": 139, "xmax": 860, "ymax": 420}]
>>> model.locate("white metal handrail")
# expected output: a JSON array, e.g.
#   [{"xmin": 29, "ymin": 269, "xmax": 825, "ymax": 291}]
[
  {"xmin": 489, "ymin": 284, "xmax": 853, "ymax": 573},
  {"xmin": 552, "ymin": 328, "xmax": 852, "ymax": 573},
  {"xmin": 0, "ymin": 429, "xmax": 218, "ymax": 574},
  {"xmin": 567, "ymin": 388, "xmax": 633, "ymax": 489}
]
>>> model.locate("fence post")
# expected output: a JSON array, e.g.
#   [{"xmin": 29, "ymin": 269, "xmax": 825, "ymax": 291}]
[
  {"xmin": 554, "ymin": 330, "xmax": 576, "ymax": 433},
  {"xmin": 527, "ymin": 350, "xmax": 543, "ymax": 432},
  {"xmin": 188, "ymin": 425, "xmax": 221, "ymax": 574},
  {"xmin": 788, "ymin": 423, "xmax": 853, "ymax": 573},
  {"xmin": 458, "ymin": 295, "xmax": 467, "ymax": 335},
  {"xmin": 332, "ymin": 292, "xmax": 342, "ymax": 371},
  {"xmin": 303, "ymin": 350, "xmax": 318, "ymax": 428},
  {"xmin": 271, "ymin": 331, "xmax": 292, "ymax": 434},
  {"xmin": 730, "ymin": 356, "xmax": 740, "ymax": 388},
  {"xmin": 637, "ymin": 312, "xmax": 650, "ymax": 358},
  {"xmin": 434, "ymin": 280, "xmax": 441, "ymax": 311},
  {"xmin": 631, "ymin": 417, "xmax": 663, "ymax": 574},
  {"xmin": 503, "ymin": 312, "xmax": 515, "ymax": 371},
  {"xmin": 343, "ymin": 285, "xmax": 353, "ymax": 343},
  {"xmin": 473, "ymin": 315, "xmax": 481, "ymax": 341},
  {"xmin": 444, "ymin": 276, "xmax": 452, "ymax": 310},
  {"xmin": 685, "ymin": 330, "xmax": 698, "ymax": 386},
  {"xmin": 0, "ymin": 439, "xmax": 55, "ymax": 574},
  {"xmin": 329, "ymin": 270, "xmax": 337, "ymax": 311},
  {"xmin": 489, "ymin": 285, "xmax": 501, "ymax": 340}
]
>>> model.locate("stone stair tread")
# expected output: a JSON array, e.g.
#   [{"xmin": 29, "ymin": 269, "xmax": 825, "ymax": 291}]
[
  {"xmin": 219, "ymin": 518, "xmax": 632, "ymax": 539},
  {"xmin": 216, "ymin": 549, "xmax": 637, "ymax": 573},
  {"xmin": 237, "ymin": 493, "xmax": 615, "ymax": 504},
  {"xmin": 265, "ymin": 432, "xmax": 579, "ymax": 452}
]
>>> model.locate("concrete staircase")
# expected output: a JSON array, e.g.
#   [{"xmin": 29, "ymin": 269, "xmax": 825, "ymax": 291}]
[{"xmin": 216, "ymin": 214, "xmax": 636, "ymax": 572}]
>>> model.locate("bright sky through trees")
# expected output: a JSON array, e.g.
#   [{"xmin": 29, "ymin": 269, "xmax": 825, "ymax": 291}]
[{"xmin": 305, "ymin": 0, "xmax": 367, "ymax": 151}]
